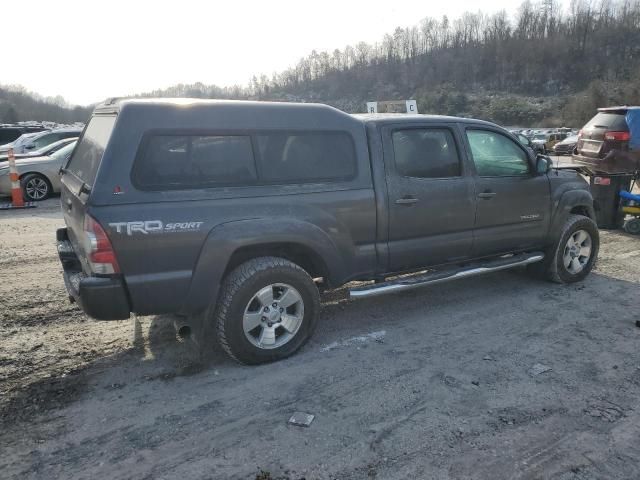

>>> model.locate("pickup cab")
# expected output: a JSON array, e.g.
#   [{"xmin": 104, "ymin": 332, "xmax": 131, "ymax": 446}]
[{"xmin": 57, "ymin": 99, "xmax": 598, "ymax": 364}]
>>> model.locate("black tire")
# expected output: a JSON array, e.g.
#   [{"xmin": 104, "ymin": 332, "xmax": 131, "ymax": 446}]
[
  {"xmin": 213, "ymin": 256, "xmax": 320, "ymax": 365},
  {"xmin": 21, "ymin": 173, "xmax": 51, "ymax": 201},
  {"xmin": 528, "ymin": 214, "xmax": 599, "ymax": 284},
  {"xmin": 623, "ymin": 218, "xmax": 640, "ymax": 235}
]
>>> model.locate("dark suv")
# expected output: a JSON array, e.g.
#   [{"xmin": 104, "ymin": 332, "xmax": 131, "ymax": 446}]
[
  {"xmin": 573, "ymin": 106, "xmax": 634, "ymax": 170},
  {"xmin": 0, "ymin": 125, "xmax": 48, "ymax": 145},
  {"xmin": 57, "ymin": 99, "xmax": 599, "ymax": 364}
]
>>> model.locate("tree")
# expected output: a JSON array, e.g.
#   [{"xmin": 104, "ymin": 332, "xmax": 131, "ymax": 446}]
[{"xmin": 2, "ymin": 105, "xmax": 18, "ymax": 123}]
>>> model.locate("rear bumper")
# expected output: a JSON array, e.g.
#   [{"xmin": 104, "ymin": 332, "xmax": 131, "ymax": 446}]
[
  {"xmin": 57, "ymin": 227, "xmax": 131, "ymax": 320},
  {"xmin": 572, "ymin": 152, "xmax": 640, "ymax": 174}
]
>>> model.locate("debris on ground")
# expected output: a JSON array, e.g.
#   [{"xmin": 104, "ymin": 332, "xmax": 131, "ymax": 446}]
[
  {"xmin": 288, "ymin": 412, "xmax": 315, "ymax": 427},
  {"xmin": 529, "ymin": 363, "xmax": 552, "ymax": 376},
  {"xmin": 320, "ymin": 330, "xmax": 386, "ymax": 352}
]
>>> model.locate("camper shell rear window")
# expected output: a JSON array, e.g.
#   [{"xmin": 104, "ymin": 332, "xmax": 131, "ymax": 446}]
[{"xmin": 65, "ymin": 115, "xmax": 116, "ymax": 186}]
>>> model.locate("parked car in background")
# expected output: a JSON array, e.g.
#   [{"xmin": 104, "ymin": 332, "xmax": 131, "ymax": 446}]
[
  {"xmin": 0, "ymin": 132, "xmax": 38, "ymax": 154},
  {"xmin": 0, "ymin": 140, "xmax": 76, "ymax": 201},
  {"xmin": 530, "ymin": 134, "xmax": 548, "ymax": 153},
  {"xmin": 0, "ymin": 128, "xmax": 82, "ymax": 154},
  {"xmin": 0, "ymin": 125, "xmax": 48, "ymax": 145},
  {"xmin": 573, "ymin": 106, "xmax": 634, "ymax": 166},
  {"xmin": 0, "ymin": 137, "xmax": 77, "ymax": 162},
  {"xmin": 553, "ymin": 134, "xmax": 579, "ymax": 155},
  {"xmin": 516, "ymin": 133, "xmax": 536, "ymax": 155},
  {"xmin": 531, "ymin": 132, "xmax": 567, "ymax": 154},
  {"xmin": 520, "ymin": 129, "xmax": 533, "ymax": 138}
]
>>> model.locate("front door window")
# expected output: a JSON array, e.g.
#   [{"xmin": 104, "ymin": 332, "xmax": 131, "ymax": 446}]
[{"xmin": 466, "ymin": 130, "xmax": 530, "ymax": 177}]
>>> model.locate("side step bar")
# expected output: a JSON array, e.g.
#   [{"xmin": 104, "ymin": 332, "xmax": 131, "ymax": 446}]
[{"xmin": 349, "ymin": 252, "xmax": 545, "ymax": 299}]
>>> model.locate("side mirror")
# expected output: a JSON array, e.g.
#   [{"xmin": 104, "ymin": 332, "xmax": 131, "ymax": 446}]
[
  {"xmin": 24, "ymin": 144, "xmax": 35, "ymax": 150},
  {"xmin": 536, "ymin": 154, "xmax": 552, "ymax": 174}
]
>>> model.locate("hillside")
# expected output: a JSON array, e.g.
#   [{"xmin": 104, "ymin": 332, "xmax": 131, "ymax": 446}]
[
  {"xmin": 143, "ymin": 0, "xmax": 640, "ymax": 127},
  {"xmin": 3, "ymin": 0, "xmax": 640, "ymax": 127},
  {"xmin": 0, "ymin": 86, "xmax": 91, "ymax": 124}
]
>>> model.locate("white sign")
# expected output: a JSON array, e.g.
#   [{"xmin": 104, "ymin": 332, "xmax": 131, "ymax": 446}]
[
  {"xmin": 406, "ymin": 100, "xmax": 418, "ymax": 113},
  {"xmin": 365, "ymin": 100, "xmax": 418, "ymax": 114}
]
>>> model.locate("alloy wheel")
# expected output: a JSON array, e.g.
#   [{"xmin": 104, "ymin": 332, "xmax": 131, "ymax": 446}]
[
  {"xmin": 563, "ymin": 229, "xmax": 592, "ymax": 274},
  {"xmin": 242, "ymin": 283, "xmax": 304, "ymax": 349},
  {"xmin": 24, "ymin": 177, "xmax": 49, "ymax": 200}
]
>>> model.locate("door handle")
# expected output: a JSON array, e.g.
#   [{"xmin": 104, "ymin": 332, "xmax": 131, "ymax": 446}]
[
  {"xmin": 395, "ymin": 196, "xmax": 419, "ymax": 205},
  {"xmin": 477, "ymin": 191, "xmax": 496, "ymax": 199}
]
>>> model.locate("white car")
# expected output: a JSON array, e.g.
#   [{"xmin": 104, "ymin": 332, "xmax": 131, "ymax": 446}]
[
  {"xmin": 0, "ymin": 128, "xmax": 82, "ymax": 154},
  {"xmin": 0, "ymin": 132, "xmax": 39, "ymax": 154},
  {"xmin": 0, "ymin": 141, "xmax": 76, "ymax": 201},
  {"xmin": 0, "ymin": 137, "xmax": 77, "ymax": 162}
]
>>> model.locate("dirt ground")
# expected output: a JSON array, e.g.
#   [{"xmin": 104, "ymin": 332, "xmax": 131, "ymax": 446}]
[{"xmin": 1, "ymin": 190, "xmax": 639, "ymax": 480}]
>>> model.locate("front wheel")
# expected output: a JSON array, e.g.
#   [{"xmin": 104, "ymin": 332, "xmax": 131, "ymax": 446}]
[
  {"xmin": 530, "ymin": 214, "xmax": 599, "ymax": 283},
  {"xmin": 213, "ymin": 257, "xmax": 320, "ymax": 364}
]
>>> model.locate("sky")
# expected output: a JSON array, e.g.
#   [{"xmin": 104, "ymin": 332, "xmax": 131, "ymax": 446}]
[{"xmin": 4, "ymin": 0, "xmax": 523, "ymax": 106}]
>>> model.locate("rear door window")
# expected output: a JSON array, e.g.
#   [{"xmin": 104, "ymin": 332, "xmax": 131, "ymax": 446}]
[
  {"xmin": 66, "ymin": 115, "xmax": 116, "ymax": 186},
  {"xmin": 133, "ymin": 134, "xmax": 257, "ymax": 189},
  {"xmin": 255, "ymin": 132, "xmax": 356, "ymax": 183},
  {"xmin": 392, "ymin": 128, "xmax": 461, "ymax": 178}
]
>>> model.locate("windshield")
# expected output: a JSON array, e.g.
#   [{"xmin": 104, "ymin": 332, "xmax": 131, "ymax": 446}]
[
  {"xmin": 11, "ymin": 133, "xmax": 37, "ymax": 146},
  {"xmin": 533, "ymin": 134, "xmax": 546, "ymax": 140}
]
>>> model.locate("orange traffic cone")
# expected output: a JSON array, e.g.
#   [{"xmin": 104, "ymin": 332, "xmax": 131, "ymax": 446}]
[{"xmin": 0, "ymin": 148, "xmax": 37, "ymax": 210}]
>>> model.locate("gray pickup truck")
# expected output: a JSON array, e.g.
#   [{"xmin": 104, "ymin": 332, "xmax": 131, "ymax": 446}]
[{"xmin": 57, "ymin": 99, "xmax": 598, "ymax": 364}]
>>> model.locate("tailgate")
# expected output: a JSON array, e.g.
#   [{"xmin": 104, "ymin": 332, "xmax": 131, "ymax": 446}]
[{"xmin": 576, "ymin": 127, "xmax": 606, "ymax": 158}]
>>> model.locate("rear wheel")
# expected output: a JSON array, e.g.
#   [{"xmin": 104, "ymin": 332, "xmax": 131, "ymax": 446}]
[
  {"xmin": 213, "ymin": 256, "xmax": 320, "ymax": 364},
  {"xmin": 21, "ymin": 173, "xmax": 51, "ymax": 201}
]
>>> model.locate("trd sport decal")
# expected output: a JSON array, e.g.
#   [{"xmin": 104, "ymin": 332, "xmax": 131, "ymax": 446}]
[{"xmin": 108, "ymin": 221, "xmax": 204, "ymax": 235}]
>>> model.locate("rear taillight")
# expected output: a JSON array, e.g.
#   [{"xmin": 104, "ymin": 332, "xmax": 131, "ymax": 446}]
[
  {"xmin": 83, "ymin": 214, "xmax": 120, "ymax": 274},
  {"xmin": 604, "ymin": 131, "xmax": 630, "ymax": 141}
]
